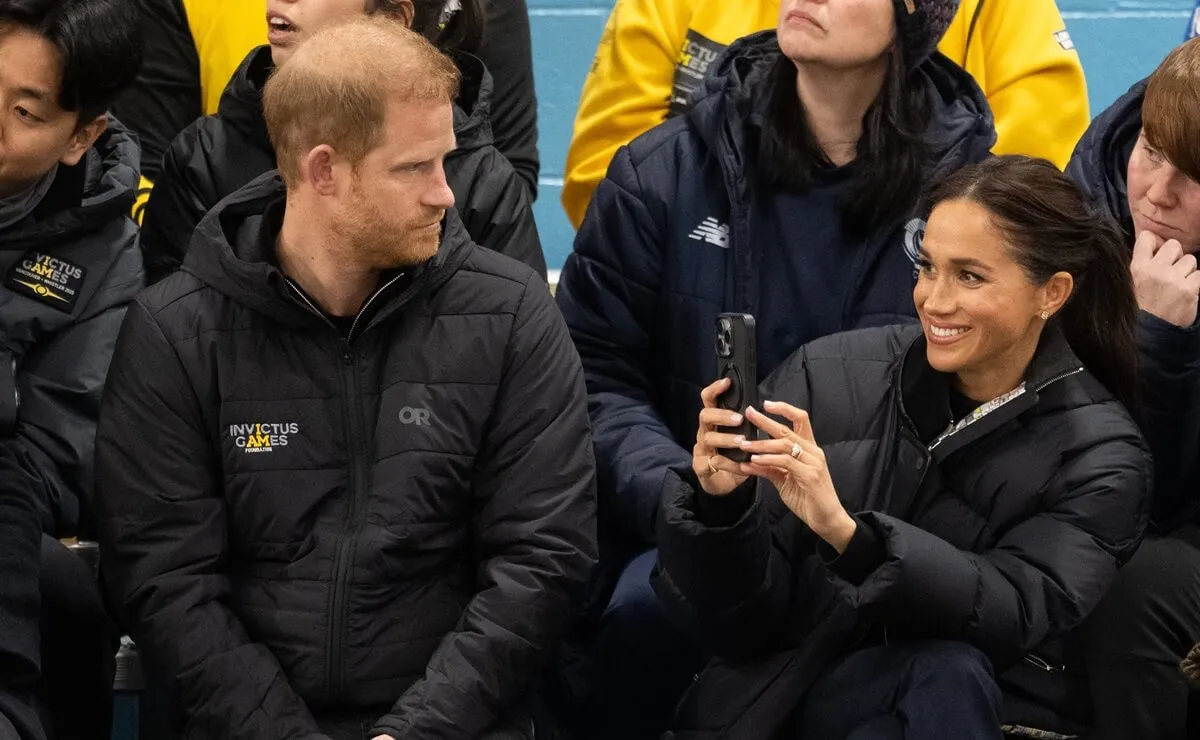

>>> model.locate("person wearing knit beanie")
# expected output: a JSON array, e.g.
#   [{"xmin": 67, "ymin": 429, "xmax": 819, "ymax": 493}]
[{"xmin": 892, "ymin": 0, "xmax": 960, "ymax": 67}]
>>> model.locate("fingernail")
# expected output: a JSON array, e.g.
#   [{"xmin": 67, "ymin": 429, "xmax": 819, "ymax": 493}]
[
  {"xmin": 735, "ymin": 436, "xmax": 747, "ymax": 446},
  {"xmin": 730, "ymin": 413, "xmax": 743, "ymax": 424},
  {"xmin": 745, "ymin": 406, "xmax": 757, "ymax": 416},
  {"xmin": 764, "ymin": 400, "xmax": 778, "ymax": 408}
]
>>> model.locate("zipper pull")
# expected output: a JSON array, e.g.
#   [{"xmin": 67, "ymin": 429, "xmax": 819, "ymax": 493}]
[
  {"xmin": 1022, "ymin": 654, "xmax": 1064, "ymax": 673},
  {"xmin": 340, "ymin": 340, "xmax": 353, "ymax": 365}
]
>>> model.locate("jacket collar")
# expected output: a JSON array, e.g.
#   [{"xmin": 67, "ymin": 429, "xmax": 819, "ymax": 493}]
[
  {"xmin": 184, "ymin": 172, "xmax": 474, "ymax": 333},
  {"xmin": 1066, "ymin": 78, "xmax": 1144, "ymax": 241},
  {"xmin": 897, "ymin": 324, "xmax": 1084, "ymax": 461}
]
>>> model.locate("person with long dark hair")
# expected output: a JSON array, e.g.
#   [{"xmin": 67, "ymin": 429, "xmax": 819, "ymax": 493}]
[
  {"xmin": 136, "ymin": 0, "xmax": 545, "ymax": 285},
  {"xmin": 1066, "ymin": 35, "xmax": 1200, "ymax": 740},
  {"xmin": 561, "ymin": 0, "xmax": 1088, "ymax": 231},
  {"xmin": 655, "ymin": 156, "xmax": 1151, "ymax": 739},
  {"xmin": 550, "ymin": 1, "xmax": 994, "ymax": 737}
]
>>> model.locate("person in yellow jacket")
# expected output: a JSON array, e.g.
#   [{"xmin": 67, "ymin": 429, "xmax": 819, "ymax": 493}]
[
  {"xmin": 112, "ymin": 0, "xmax": 267, "ymax": 221},
  {"xmin": 113, "ymin": 0, "xmax": 542, "ymax": 222},
  {"xmin": 562, "ymin": 0, "xmax": 1089, "ymax": 229}
]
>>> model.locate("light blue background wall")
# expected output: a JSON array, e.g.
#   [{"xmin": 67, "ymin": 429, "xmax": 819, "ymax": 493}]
[{"xmin": 527, "ymin": 0, "xmax": 1197, "ymax": 273}]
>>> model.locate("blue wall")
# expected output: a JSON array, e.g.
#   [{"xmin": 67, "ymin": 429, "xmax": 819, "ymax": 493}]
[{"xmin": 528, "ymin": 0, "xmax": 1196, "ymax": 274}]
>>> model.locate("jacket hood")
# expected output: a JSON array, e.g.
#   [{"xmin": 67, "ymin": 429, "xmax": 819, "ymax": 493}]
[
  {"xmin": 3, "ymin": 116, "xmax": 139, "ymax": 249},
  {"xmin": 448, "ymin": 51, "xmax": 496, "ymax": 152},
  {"xmin": 686, "ymin": 30, "xmax": 995, "ymax": 191},
  {"xmin": 218, "ymin": 45, "xmax": 274, "ymax": 155},
  {"xmin": 1066, "ymin": 79, "xmax": 1144, "ymax": 237},
  {"xmin": 218, "ymin": 46, "xmax": 496, "ymax": 159},
  {"xmin": 182, "ymin": 171, "xmax": 474, "ymax": 328}
]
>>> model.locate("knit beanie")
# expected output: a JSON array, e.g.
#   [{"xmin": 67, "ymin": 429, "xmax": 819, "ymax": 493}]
[{"xmin": 893, "ymin": 0, "xmax": 960, "ymax": 68}]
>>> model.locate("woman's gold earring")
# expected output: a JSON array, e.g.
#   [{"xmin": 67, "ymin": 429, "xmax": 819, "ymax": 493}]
[{"xmin": 1040, "ymin": 311, "xmax": 1050, "ymax": 321}]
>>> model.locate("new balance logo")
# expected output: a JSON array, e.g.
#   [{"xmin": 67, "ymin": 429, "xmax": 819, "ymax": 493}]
[{"xmin": 687, "ymin": 217, "xmax": 730, "ymax": 248}]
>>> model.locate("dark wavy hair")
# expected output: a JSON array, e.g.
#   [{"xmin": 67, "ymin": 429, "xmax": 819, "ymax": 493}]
[
  {"xmin": 930, "ymin": 156, "xmax": 1139, "ymax": 410},
  {"xmin": 757, "ymin": 45, "xmax": 930, "ymax": 237}
]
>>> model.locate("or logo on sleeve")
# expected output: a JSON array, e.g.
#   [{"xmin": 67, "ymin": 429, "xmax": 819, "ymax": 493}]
[
  {"xmin": 4, "ymin": 252, "xmax": 86, "ymax": 313},
  {"xmin": 229, "ymin": 422, "xmax": 299, "ymax": 453},
  {"xmin": 1053, "ymin": 29, "xmax": 1075, "ymax": 51},
  {"xmin": 668, "ymin": 30, "xmax": 727, "ymax": 118}
]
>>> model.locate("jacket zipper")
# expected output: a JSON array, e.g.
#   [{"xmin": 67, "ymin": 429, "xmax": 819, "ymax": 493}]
[
  {"xmin": 927, "ymin": 366, "xmax": 1084, "ymax": 452},
  {"xmin": 1034, "ymin": 367, "xmax": 1084, "ymax": 393},
  {"xmin": 328, "ymin": 339, "xmax": 365, "ymax": 698},
  {"xmin": 915, "ymin": 365, "xmax": 1083, "ymax": 674},
  {"xmin": 284, "ymin": 275, "xmax": 404, "ymax": 698}
]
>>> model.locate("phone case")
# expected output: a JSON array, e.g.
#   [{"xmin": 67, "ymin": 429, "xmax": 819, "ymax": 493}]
[{"xmin": 714, "ymin": 313, "xmax": 758, "ymax": 463}]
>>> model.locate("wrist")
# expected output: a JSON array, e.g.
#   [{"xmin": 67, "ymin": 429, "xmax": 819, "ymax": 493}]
[{"xmin": 816, "ymin": 510, "xmax": 857, "ymax": 554}]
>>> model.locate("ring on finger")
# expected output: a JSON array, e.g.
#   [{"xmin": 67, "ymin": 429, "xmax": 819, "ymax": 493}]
[
  {"xmin": 790, "ymin": 443, "xmax": 803, "ymax": 459},
  {"xmin": 707, "ymin": 456, "xmax": 719, "ymax": 475}
]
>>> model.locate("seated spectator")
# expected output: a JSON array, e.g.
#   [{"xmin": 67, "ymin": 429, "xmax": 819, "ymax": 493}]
[
  {"xmin": 1066, "ymin": 35, "xmax": 1200, "ymax": 740},
  {"xmin": 655, "ymin": 156, "xmax": 1150, "ymax": 739},
  {"xmin": 561, "ymin": 0, "xmax": 1088, "ymax": 229},
  {"xmin": 550, "ymin": 1, "xmax": 993, "ymax": 736},
  {"xmin": 138, "ymin": 0, "xmax": 544, "ymax": 285},
  {"xmin": 93, "ymin": 18, "xmax": 595, "ymax": 740},
  {"xmin": 0, "ymin": 0, "xmax": 143, "ymax": 737},
  {"xmin": 114, "ymin": 0, "xmax": 540, "ymax": 202}
]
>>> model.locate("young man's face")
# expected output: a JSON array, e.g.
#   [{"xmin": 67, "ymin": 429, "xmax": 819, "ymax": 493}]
[
  {"xmin": 267, "ymin": 0, "xmax": 414, "ymax": 66},
  {"xmin": 0, "ymin": 24, "xmax": 101, "ymax": 199},
  {"xmin": 1127, "ymin": 130, "xmax": 1200, "ymax": 254}
]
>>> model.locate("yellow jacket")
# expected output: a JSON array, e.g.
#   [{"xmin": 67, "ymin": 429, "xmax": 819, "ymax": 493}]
[
  {"xmin": 186, "ymin": 0, "xmax": 268, "ymax": 118},
  {"xmin": 562, "ymin": 0, "xmax": 1089, "ymax": 229}
]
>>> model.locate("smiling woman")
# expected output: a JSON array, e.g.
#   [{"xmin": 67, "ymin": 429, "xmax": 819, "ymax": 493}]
[
  {"xmin": 918, "ymin": 156, "xmax": 1139, "ymax": 409},
  {"xmin": 656, "ymin": 157, "xmax": 1151, "ymax": 739}
]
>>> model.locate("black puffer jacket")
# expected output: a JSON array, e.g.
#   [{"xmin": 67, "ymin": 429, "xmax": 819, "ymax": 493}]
[
  {"xmin": 138, "ymin": 45, "xmax": 545, "ymax": 285},
  {"xmin": 94, "ymin": 173, "xmax": 595, "ymax": 740},
  {"xmin": 0, "ymin": 120, "xmax": 144, "ymax": 534},
  {"xmin": 654, "ymin": 325, "xmax": 1150, "ymax": 740}
]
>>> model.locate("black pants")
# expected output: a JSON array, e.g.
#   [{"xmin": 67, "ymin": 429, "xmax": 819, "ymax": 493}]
[
  {"xmin": 39, "ymin": 536, "xmax": 116, "ymax": 740},
  {"xmin": 543, "ymin": 549, "xmax": 706, "ymax": 740},
  {"xmin": 792, "ymin": 640, "xmax": 1003, "ymax": 739},
  {"xmin": 1082, "ymin": 524, "xmax": 1200, "ymax": 740}
]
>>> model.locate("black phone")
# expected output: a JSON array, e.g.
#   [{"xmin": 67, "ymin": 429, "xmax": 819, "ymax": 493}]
[{"xmin": 714, "ymin": 313, "xmax": 758, "ymax": 463}]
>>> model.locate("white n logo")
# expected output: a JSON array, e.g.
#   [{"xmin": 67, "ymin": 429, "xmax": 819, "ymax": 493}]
[{"xmin": 687, "ymin": 217, "xmax": 730, "ymax": 248}]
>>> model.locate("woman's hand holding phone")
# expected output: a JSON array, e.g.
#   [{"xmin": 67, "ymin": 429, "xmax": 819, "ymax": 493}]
[
  {"xmin": 693, "ymin": 382, "xmax": 857, "ymax": 552},
  {"xmin": 694, "ymin": 377, "xmax": 751, "ymax": 496}
]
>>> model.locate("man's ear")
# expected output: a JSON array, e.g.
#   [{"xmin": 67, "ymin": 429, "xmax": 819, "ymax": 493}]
[
  {"xmin": 397, "ymin": 0, "xmax": 415, "ymax": 27},
  {"xmin": 60, "ymin": 115, "xmax": 108, "ymax": 167},
  {"xmin": 374, "ymin": 0, "xmax": 414, "ymax": 27},
  {"xmin": 299, "ymin": 145, "xmax": 345, "ymax": 197}
]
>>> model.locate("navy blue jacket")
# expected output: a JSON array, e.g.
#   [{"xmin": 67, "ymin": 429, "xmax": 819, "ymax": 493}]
[
  {"xmin": 556, "ymin": 31, "xmax": 995, "ymax": 554},
  {"xmin": 1067, "ymin": 80, "xmax": 1200, "ymax": 529}
]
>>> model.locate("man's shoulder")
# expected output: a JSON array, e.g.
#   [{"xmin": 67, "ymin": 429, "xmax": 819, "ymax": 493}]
[
  {"xmin": 438, "ymin": 244, "xmax": 545, "ymax": 316},
  {"xmin": 133, "ymin": 269, "xmax": 223, "ymax": 341}
]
